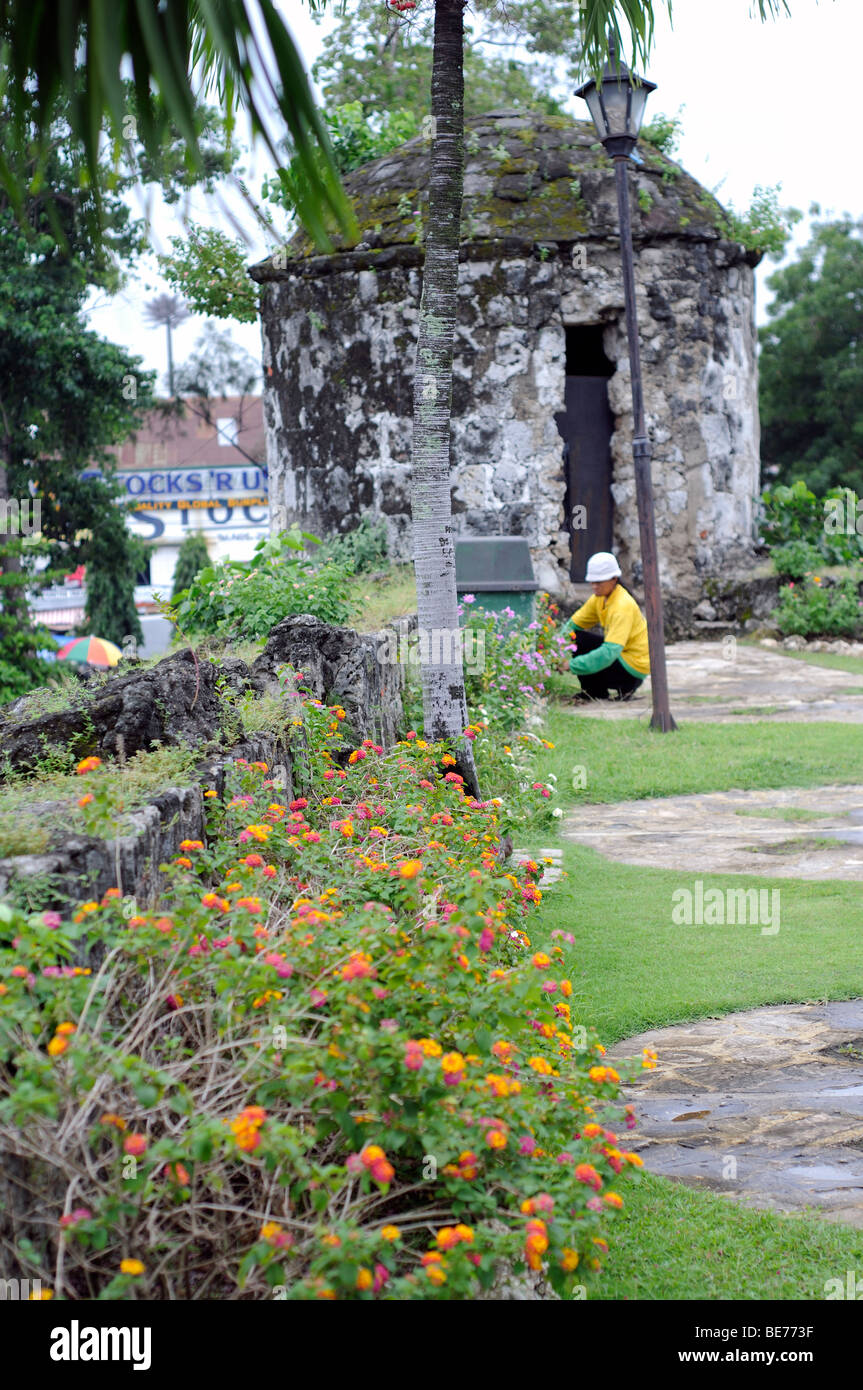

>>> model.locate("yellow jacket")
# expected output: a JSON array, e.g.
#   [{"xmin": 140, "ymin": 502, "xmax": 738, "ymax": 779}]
[{"xmin": 567, "ymin": 584, "xmax": 650, "ymax": 677}]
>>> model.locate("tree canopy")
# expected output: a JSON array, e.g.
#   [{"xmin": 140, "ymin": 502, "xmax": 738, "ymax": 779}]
[{"xmin": 759, "ymin": 218, "xmax": 863, "ymax": 495}]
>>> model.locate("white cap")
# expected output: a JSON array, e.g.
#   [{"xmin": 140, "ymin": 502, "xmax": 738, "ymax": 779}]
[{"xmin": 585, "ymin": 551, "xmax": 622, "ymax": 582}]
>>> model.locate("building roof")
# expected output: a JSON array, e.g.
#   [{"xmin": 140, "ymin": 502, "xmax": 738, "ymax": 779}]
[
  {"xmin": 108, "ymin": 396, "xmax": 265, "ymax": 472},
  {"xmin": 251, "ymin": 109, "xmax": 748, "ymax": 282}
]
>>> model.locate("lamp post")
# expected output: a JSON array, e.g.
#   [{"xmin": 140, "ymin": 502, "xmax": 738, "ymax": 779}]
[{"xmin": 576, "ymin": 39, "xmax": 677, "ymax": 732}]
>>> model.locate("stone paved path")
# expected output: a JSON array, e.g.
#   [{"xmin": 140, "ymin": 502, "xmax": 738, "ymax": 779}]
[
  {"xmin": 569, "ymin": 639, "xmax": 863, "ymax": 1225},
  {"xmin": 563, "ymin": 784, "xmax": 863, "ymax": 881},
  {"xmin": 608, "ymin": 1002, "xmax": 863, "ymax": 1227},
  {"xmin": 572, "ymin": 639, "xmax": 863, "ymax": 723}
]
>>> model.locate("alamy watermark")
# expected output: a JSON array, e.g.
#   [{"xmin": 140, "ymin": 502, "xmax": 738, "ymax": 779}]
[
  {"xmin": 671, "ymin": 881, "xmax": 780, "ymax": 936},
  {"xmin": 0, "ymin": 498, "xmax": 41, "ymax": 536},
  {"xmin": 377, "ymin": 627, "xmax": 486, "ymax": 674}
]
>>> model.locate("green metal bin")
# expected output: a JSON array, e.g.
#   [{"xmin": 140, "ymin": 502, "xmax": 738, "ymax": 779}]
[{"xmin": 455, "ymin": 536, "xmax": 540, "ymax": 625}]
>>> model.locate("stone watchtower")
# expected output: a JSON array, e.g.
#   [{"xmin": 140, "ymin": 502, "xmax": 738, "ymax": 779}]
[{"xmin": 251, "ymin": 109, "xmax": 763, "ymax": 622}]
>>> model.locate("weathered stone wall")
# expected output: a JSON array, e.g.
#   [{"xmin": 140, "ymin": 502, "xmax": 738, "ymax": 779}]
[
  {"xmin": 0, "ymin": 617, "xmax": 405, "ymax": 910},
  {"xmin": 253, "ymin": 111, "xmax": 763, "ymax": 610}
]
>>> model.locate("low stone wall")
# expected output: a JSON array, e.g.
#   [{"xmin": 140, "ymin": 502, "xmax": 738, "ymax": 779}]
[{"xmin": 0, "ymin": 616, "xmax": 405, "ymax": 911}]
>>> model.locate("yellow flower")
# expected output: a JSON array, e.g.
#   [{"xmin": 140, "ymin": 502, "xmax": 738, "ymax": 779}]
[
  {"xmin": 30, "ymin": 1287, "xmax": 54, "ymax": 1299},
  {"xmin": 380, "ymin": 1225, "xmax": 401, "ymax": 1241},
  {"xmin": 120, "ymin": 1259, "xmax": 145, "ymax": 1276}
]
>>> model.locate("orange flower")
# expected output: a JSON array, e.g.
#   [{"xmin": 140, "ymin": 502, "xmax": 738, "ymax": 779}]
[
  {"xmin": 76, "ymin": 756, "xmax": 101, "ymax": 775},
  {"xmin": 123, "ymin": 1133, "xmax": 147, "ymax": 1157},
  {"xmin": 120, "ymin": 1258, "xmax": 145, "ymax": 1276},
  {"xmin": 398, "ymin": 859, "xmax": 422, "ymax": 879},
  {"xmin": 603, "ymin": 1192, "xmax": 624, "ymax": 1209},
  {"xmin": 531, "ymin": 952, "xmax": 551, "ymax": 968},
  {"xmin": 47, "ymin": 1035, "xmax": 68, "ymax": 1057},
  {"xmin": 356, "ymin": 1268, "xmax": 373, "ymax": 1290},
  {"xmin": 560, "ymin": 978, "xmax": 573, "ymax": 997},
  {"xmin": 486, "ymin": 1128, "xmax": 507, "ymax": 1150},
  {"xmin": 561, "ymin": 1248, "xmax": 580, "ymax": 1272},
  {"xmin": 380, "ymin": 1225, "xmax": 401, "ymax": 1241},
  {"xmin": 77, "ymin": 793, "xmax": 93, "ymax": 808}
]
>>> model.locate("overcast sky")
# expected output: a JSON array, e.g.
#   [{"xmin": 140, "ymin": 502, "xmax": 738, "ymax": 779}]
[{"xmin": 85, "ymin": 0, "xmax": 860, "ymax": 387}]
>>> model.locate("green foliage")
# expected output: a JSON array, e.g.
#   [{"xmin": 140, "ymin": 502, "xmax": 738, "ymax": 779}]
[
  {"xmin": 460, "ymin": 594, "xmax": 568, "ymax": 736},
  {"xmin": 640, "ymin": 110, "xmax": 683, "ymax": 157},
  {"xmin": 312, "ymin": 0, "xmax": 583, "ymax": 126},
  {"xmin": 313, "ymin": 515, "xmax": 390, "ymax": 577},
  {"xmin": 759, "ymin": 219, "xmax": 863, "ymax": 493},
  {"xmin": 173, "ymin": 529, "xmax": 353, "ymax": 640},
  {"xmin": 159, "ymin": 226, "xmax": 260, "ymax": 324},
  {"xmin": 171, "ymin": 533, "xmax": 212, "ymax": 601},
  {"xmin": 769, "ymin": 539, "xmax": 825, "ymax": 581},
  {"xmin": 760, "ymin": 481, "xmax": 863, "ymax": 566},
  {"xmin": 717, "ymin": 184, "xmax": 801, "ymax": 258},
  {"xmin": 0, "ymin": 201, "xmax": 156, "ymax": 698},
  {"xmin": 83, "ymin": 515, "xmax": 148, "ymax": 648},
  {"xmin": 0, "ymin": 666, "xmax": 635, "ymax": 1300},
  {"xmin": 773, "ymin": 574, "xmax": 863, "ymax": 639},
  {"xmin": 0, "ymin": 1, "xmax": 355, "ymax": 252}
]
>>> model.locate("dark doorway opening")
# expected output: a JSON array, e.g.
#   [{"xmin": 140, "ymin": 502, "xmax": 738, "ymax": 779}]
[{"xmin": 554, "ymin": 325, "xmax": 615, "ymax": 582}]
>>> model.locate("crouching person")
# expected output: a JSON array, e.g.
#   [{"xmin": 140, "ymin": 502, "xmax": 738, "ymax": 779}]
[{"xmin": 566, "ymin": 552, "xmax": 650, "ymax": 702}]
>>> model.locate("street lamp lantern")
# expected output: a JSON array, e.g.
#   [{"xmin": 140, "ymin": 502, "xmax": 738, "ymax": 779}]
[
  {"xmin": 575, "ymin": 40, "xmax": 656, "ymax": 156},
  {"xmin": 575, "ymin": 37, "xmax": 677, "ymax": 732}
]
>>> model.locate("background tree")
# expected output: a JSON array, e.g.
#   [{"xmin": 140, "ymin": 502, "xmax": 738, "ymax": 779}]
[
  {"xmin": 144, "ymin": 295, "xmax": 191, "ymax": 397},
  {"xmin": 314, "ymin": 0, "xmax": 583, "ymax": 125},
  {"xmin": 171, "ymin": 531, "xmax": 212, "ymax": 601},
  {"xmin": 0, "ymin": 83, "xmax": 244, "ymax": 700},
  {"xmin": 759, "ymin": 218, "xmax": 863, "ymax": 495}
]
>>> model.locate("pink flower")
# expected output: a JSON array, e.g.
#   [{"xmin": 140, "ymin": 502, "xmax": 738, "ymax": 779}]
[
  {"xmin": 478, "ymin": 927, "xmax": 494, "ymax": 953},
  {"xmin": 373, "ymin": 1263, "xmax": 390, "ymax": 1293},
  {"xmin": 346, "ymin": 1153, "xmax": 365, "ymax": 1175},
  {"xmin": 309, "ymin": 988, "xmax": 327, "ymax": 1007},
  {"xmin": 59, "ymin": 1207, "xmax": 91, "ymax": 1228},
  {"xmin": 518, "ymin": 1135, "xmax": 536, "ymax": 1156},
  {"xmin": 42, "ymin": 911, "xmax": 62, "ymax": 929}
]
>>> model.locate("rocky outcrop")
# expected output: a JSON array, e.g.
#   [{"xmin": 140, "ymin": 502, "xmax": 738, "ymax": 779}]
[
  {"xmin": 252, "ymin": 614, "xmax": 404, "ymax": 747},
  {"xmin": 0, "ymin": 649, "xmax": 253, "ymax": 778},
  {"xmin": 0, "ymin": 618, "xmax": 405, "ymax": 909}
]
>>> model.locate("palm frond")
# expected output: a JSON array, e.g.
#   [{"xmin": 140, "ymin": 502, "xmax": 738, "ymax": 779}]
[
  {"xmin": 0, "ymin": 0, "xmax": 357, "ymax": 251},
  {"xmin": 579, "ymin": 0, "xmax": 793, "ymax": 74}
]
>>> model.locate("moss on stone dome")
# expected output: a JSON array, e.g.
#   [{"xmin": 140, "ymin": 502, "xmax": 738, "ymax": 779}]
[{"xmin": 272, "ymin": 108, "xmax": 729, "ymax": 268}]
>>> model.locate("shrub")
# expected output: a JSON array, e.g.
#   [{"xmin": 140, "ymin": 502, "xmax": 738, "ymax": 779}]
[
  {"xmin": 770, "ymin": 539, "xmax": 825, "ymax": 580},
  {"xmin": 460, "ymin": 593, "xmax": 573, "ymax": 734},
  {"xmin": 760, "ymin": 481, "xmax": 863, "ymax": 566},
  {"xmin": 172, "ymin": 529, "xmax": 353, "ymax": 640},
  {"xmin": 313, "ymin": 515, "xmax": 390, "ymax": 577},
  {"xmin": 0, "ymin": 663, "xmax": 641, "ymax": 1301},
  {"xmin": 773, "ymin": 573, "xmax": 863, "ymax": 638}
]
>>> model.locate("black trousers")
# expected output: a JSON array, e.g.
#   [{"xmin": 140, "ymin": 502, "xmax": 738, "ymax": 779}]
[{"xmin": 571, "ymin": 628, "xmax": 644, "ymax": 699}]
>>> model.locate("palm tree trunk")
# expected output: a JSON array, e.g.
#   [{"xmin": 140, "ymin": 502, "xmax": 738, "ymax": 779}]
[{"xmin": 409, "ymin": 0, "xmax": 479, "ymax": 798}]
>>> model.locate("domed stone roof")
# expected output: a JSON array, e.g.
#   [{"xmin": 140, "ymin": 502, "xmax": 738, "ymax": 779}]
[{"xmin": 267, "ymin": 108, "xmax": 740, "ymax": 272}]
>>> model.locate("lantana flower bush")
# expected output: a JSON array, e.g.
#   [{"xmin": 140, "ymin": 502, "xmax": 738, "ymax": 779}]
[{"xmin": 0, "ymin": 652, "xmax": 646, "ymax": 1301}]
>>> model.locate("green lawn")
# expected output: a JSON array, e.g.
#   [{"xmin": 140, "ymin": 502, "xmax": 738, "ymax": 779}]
[
  {"xmin": 740, "ymin": 641, "xmax": 863, "ymax": 678},
  {"xmin": 530, "ymin": 699, "xmax": 863, "ymax": 1299},
  {"xmin": 592, "ymin": 1174, "xmax": 863, "ymax": 1301},
  {"xmin": 349, "ymin": 564, "xmax": 417, "ymax": 632},
  {"xmin": 536, "ymin": 708, "xmax": 863, "ymax": 806},
  {"xmin": 540, "ymin": 841, "xmax": 863, "ymax": 1044}
]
